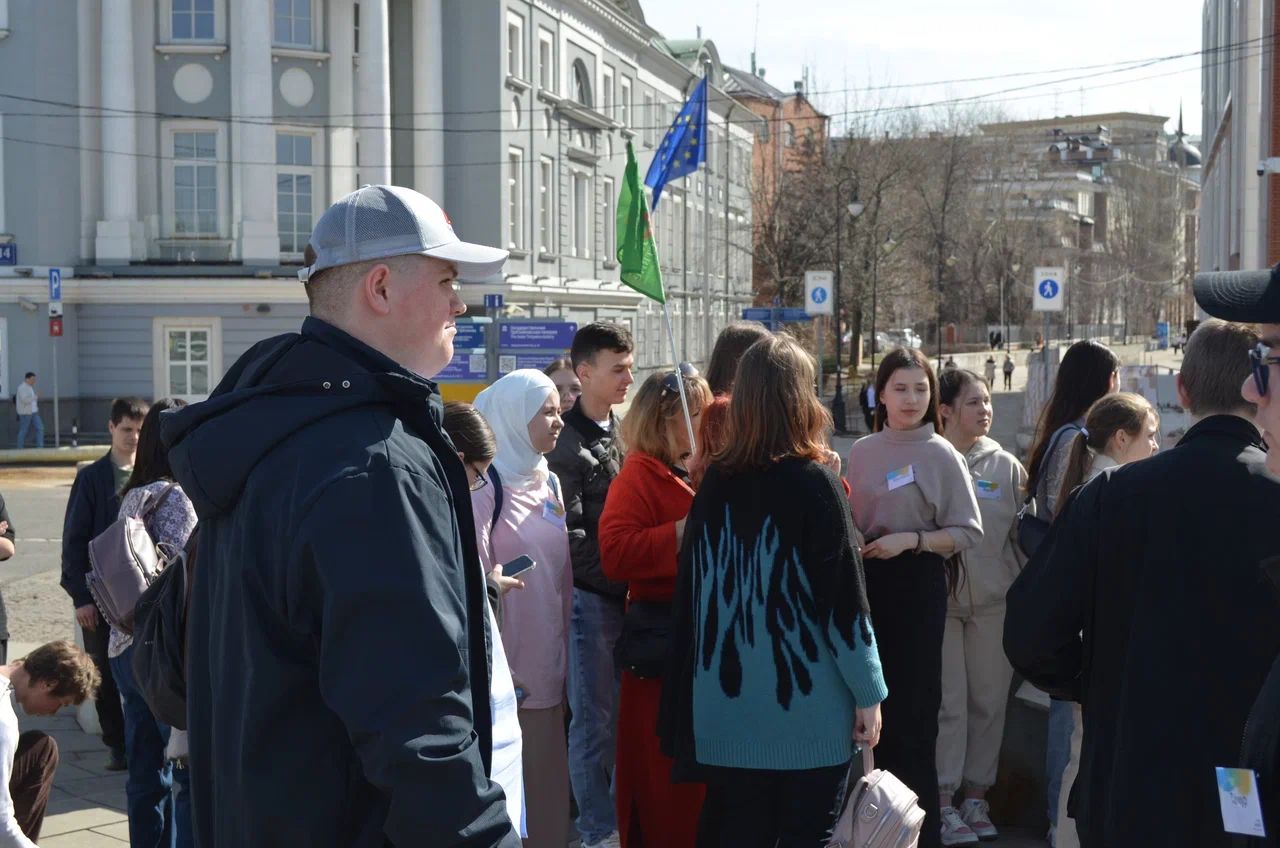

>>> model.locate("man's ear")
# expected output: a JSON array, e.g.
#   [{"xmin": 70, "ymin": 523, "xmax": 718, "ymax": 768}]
[
  {"xmin": 359, "ymin": 263, "xmax": 395, "ymax": 317},
  {"xmin": 1175, "ymin": 373, "xmax": 1192, "ymax": 411},
  {"xmin": 574, "ymin": 359, "xmax": 590, "ymax": 383}
]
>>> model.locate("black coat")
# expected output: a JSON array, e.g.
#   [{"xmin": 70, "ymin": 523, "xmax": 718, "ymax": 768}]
[
  {"xmin": 1235, "ymin": 557, "xmax": 1280, "ymax": 846},
  {"xmin": 546, "ymin": 402, "xmax": 627, "ymax": 599},
  {"xmin": 1005, "ymin": 415, "xmax": 1280, "ymax": 848},
  {"xmin": 161, "ymin": 317, "xmax": 519, "ymax": 848},
  {"xmin": 60, "ymin": 453, "xmax": 122, "ymax": 608}
]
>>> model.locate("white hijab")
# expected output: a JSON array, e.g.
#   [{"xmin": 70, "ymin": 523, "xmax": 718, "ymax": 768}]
[{"xmin": 474, "ymin": 369, "xmax": 558, "ymax": 492}]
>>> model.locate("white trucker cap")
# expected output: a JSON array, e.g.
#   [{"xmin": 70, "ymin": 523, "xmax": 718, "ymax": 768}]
[{"xmin": 297, "ymin": 185, "xmax": 509, "ymax": 283}]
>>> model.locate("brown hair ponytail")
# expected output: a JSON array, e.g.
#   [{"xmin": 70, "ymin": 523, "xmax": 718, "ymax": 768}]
[{"xmin": 1054, "ymin": 392, "xmax": 1155, "ymax": 507}]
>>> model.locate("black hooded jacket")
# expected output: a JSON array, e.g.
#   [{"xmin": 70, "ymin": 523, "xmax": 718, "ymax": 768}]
[{"xmin": 161, "ymin": 317, "xmax": 519, "ymax": 848}]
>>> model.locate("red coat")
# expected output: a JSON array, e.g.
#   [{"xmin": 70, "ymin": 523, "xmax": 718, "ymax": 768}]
[{"xmin": 598, "ymin": 451, "xmax": 705, "ymax": 847}]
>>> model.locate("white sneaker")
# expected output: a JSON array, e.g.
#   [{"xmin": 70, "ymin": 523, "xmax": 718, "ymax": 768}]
[
  {"xmin": 583, "ymin": 834, "xmax": 621, "ymax": 848},
  {"xmin": 939, "ymin": 806, "xmax": 980, "ymax": 846},
  {"xmin": 959, "ymin": 799, "xmax": 998, "ymax": 841}
]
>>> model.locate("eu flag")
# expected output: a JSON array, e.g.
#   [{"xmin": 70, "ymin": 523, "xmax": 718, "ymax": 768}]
[{"xmin": 644, "ymin": 76, "xmax": 708, "ymax": 210}]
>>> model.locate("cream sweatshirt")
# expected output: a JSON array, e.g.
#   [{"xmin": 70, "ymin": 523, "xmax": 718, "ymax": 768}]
[
  {"xmin": 845, "ymin": 424, "xmax": 984, "ymax": 552},
  {"xmin": 949, "ymin": 436, "xmax": 1027, "ymax": 615}
]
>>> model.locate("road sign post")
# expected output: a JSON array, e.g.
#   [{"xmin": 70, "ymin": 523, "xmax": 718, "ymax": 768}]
[
  {"xmin": 49, "ymin": 269, "xmax": 62, "ymax": 448},
  {"xmin": 1033, "ymin": 267, "xmax": 1066, "ymax": 402}
]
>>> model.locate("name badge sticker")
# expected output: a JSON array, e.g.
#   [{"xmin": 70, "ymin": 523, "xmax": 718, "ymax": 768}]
[
  {"xmin": 543, "ymin": 497, "xmax": 566, "ymax": 527},
  {"xmin": 975, "ymin": 480, "xmax": 1001, "ymax": 500},
  {"xmin": 1216, "ymin": 767, "xmax": 1266, "ymax": 837},
  {"xmin": 886, "ymin": 465, "xmax": 916, "ymax": 492}
]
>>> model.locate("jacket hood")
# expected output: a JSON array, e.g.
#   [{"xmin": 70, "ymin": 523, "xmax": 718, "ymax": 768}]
[
  {"xmin": 965, "ymin": 435, "xmax": 1003, "ymax": 467},
  {"xmin": 160, "ymin": 317, "xmax": 442, "ymax": 519}
]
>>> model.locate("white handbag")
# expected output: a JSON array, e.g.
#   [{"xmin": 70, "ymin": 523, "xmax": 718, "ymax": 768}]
[{"xmin": 827, "ymin": 747, "xmax": 926, "ymax": 848}]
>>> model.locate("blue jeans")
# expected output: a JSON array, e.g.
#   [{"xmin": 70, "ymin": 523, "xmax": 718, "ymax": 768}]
[
  {"xmin": 111, "ymin": 645, "xmax": 181, "ymax": 848},
  {"xmin": 1046, "ymin": 698, "xmax": 1075, "ymax": 831},
  {"xmin": 566, "ymin": 590, "xmax": 624, "ymax": 844},
  {"xmin": 15, "ymin": 412, "xmax": 43, "ymax": 448}
]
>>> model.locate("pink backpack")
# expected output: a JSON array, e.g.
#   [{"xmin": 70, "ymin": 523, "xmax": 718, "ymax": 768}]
[{"xmin": 827, "ymin": 747, "xmax": 926, "ymax": 848}]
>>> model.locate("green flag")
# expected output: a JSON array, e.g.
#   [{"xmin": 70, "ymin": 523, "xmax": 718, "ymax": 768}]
[{"xmin": 617, "ymin": 141, "xmax": 666, "ymax": 304}]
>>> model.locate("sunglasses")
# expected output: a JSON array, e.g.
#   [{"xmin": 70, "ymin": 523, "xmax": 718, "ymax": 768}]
[
  {"xmin": 659, "ymin": 362, "xmax": 700, "ymax": 398},
  {"xmin": 469, "ymin": 466, "xmax": 489, "ymax": 492},
  {"xmin": 1250, "ymin": 343, "xmax": 1280, "ymax": 397}
]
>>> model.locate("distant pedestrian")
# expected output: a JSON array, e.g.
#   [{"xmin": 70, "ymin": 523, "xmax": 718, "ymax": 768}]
[
  {"xmin": 983, "ymin": 356, "xmax": 997, "ymax": 387},
  {"xmin": 1002, "ymin": 356, "xmax": 1014, "ymax": 391},
  {"xmin": 14, "ymin": 374, "xmax": 42, "ymax": 449},
  {"xmin": 0, "ymin": 640, "xmax": 99, "ymax": 845}
]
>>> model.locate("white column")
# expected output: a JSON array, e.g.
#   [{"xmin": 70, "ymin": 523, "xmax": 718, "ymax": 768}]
[
  {"xmin": 95, "ymin": 0, "xmax": 143, "ymax": 264},
  {"xmin": 413, "ymin": 0, "xmax": 444, "ymax": 202},
  {"xmin": 357, "ymin": 0, "xmax": 391, "ymax": 185},
  {"xmin": 329, "ymin": 0, "xmax": 357, "ymax": 200},
  {"xmin": 233, "ymin": 0, "xmax": 280, "ymax": 263},
  {"xmin": 76, "ymin": 0, "xmax": 101, "ymax": 257}
]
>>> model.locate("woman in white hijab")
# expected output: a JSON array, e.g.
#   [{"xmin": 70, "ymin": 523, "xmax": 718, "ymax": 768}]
[{"xmin": 473, "ymin": 370, "xmax": 572, "ymax": 848}]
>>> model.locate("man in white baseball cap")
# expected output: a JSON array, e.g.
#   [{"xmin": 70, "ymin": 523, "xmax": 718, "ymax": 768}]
[{"xmin": 160, "ymin": 186, "xmax": 521, "ymax": 847}]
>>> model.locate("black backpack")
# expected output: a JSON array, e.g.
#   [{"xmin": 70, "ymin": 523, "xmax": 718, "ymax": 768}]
[{"xmin": 130, "ymin": 528, "xmax": 199, "ymax": 731}]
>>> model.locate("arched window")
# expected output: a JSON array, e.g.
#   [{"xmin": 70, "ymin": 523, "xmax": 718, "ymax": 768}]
[
  {"xmin": 783, "ymin": 122, "xmax": 796, "ymax": 148},
  {"xmin": 572, "ymin": 60, "xmax": 593, "ymax": 108}
]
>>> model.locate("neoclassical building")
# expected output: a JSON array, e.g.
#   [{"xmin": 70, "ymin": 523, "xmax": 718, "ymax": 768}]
[{"xmin": 0, "ymin": 0, "xmax": 755, "ymax": 436}]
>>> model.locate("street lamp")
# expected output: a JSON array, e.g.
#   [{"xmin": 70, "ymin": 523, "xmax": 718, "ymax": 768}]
[
  {"xmin": 936, "ymin": 253, "xmax": 959, "ymax": 368},
  {"xmin": 1002, "ymin": 261, "xmax": 1020, "ymax": 352},
  {"xmin": 870, "ymin": 232, "xmax": 898, "ymax": 370},
  {"xmin": 832, "ymin": 190, "xmax": 864, "ymax": 434}
]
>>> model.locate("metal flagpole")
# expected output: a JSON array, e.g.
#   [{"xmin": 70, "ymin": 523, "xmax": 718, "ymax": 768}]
[{"xmin": 646, "ymin": 205, "xmax": 698, "ymax": 452}]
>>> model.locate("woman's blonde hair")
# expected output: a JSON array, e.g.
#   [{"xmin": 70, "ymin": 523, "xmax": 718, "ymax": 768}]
[
  {"xmin": 620, "ymin": 368, "xmax": 712, "ymax": 464},
  {"xmin": 1055, "ymin": 392, "xmax": 1156, "ymax": 507}
]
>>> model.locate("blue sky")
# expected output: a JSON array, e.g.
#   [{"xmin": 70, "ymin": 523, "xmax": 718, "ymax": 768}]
[{"xmin": 640, "ymin": 0, "xmax": 1209, "ymax": 137}]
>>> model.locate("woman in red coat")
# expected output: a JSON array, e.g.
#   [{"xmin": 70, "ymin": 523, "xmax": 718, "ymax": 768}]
[{"xmin": 598, "ymin": 365, "xmax": 711, "ymax": 848}]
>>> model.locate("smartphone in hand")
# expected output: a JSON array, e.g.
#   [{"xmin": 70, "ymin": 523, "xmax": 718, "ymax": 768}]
[{"xmin": 502, "ymin": 555, "xmax": 537, "ymax": 578}]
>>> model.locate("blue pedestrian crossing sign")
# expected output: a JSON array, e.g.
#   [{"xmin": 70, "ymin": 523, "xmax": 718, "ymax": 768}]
[
  {"xmin": 1033, "ymin": 266, "xmax": 1065, "ymax": 313},
  {"xmin": 804, "ymin": 270, "xmax": 834, "ymax": 316}
]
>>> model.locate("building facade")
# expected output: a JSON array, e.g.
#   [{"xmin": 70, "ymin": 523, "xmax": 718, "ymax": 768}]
[
  {"xmin": 1200, "ymin": 0, "xmax": 1280, "ymax": 275},
  {"xmin": 0, "ymin": 0, "xmax": 753, "ymax": 439}
]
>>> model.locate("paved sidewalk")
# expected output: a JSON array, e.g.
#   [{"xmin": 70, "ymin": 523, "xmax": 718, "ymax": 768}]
[{"xmin": 11, "ymin": 642, "xmax": 128, "ymax": 847}]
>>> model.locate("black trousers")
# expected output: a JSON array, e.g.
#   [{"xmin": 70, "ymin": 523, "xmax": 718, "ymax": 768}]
[
  {"xmin": 11, "ymin": 730, "xmax": 58, "ymax": 840},
  {"xmin": 864, "ymin": 552, "xmax": 947, "ymax": 848},
  {"xmin": 697, "ymin": 761, "xmax": 849, "ymax": 848},
  {"xmin": 81, "ymin": 612, "xmax": 124, "ymax": 754}
]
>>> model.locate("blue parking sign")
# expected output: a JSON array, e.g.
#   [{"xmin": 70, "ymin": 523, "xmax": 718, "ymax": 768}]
[{"xmin": 49, "ymin": 268, "xmax": 62, "ymax": 302}]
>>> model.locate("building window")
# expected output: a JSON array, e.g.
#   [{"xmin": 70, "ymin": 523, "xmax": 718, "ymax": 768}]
[
  {"xmin": 784, "ymin": 122, "xmax": 795, "ymax": 148},
  {"xmin": 571, "ymin": 171, "xmax": 590, "ymax": 258},
  {"xmin": 642, "ymin": 91, "xmax": 655, "ymax": 145},
  {"xmin": 603, "ymin": 176, "xmax": 616, "ymax": 262},
  {"xmin": 171, "ymin": 0, "xmax": 216, "ymax": 41},
  {"xmin": 602, "ymin": 65, "xmax": 615, "ymax": 119},
  {"xmin": 539, "ymin": 157, "xmax": 555, "ymax": 254},
  {"xmin": 572, "ymin": 60, "xmax": 592, "ymax": 108},
  {"xmin": 538, "ymin": 29, "xmax": 555, "ymax": 91},
  {"xmin": 276, "ymin": 132, "xmax": 315, "ymax": 256},
  {"xmin": 173, "ymin": 130, "xmax": 219, "ymax": 237},
  {"xmin": 153, "ymin": 318, "xmax": 222, "ymax": 403},
  {"xmin": 273, "ymin": 0, "xmax": 313, "ymax": 48},
  {"xmin": 620, "ymin": 77, "xmax": 632, "ymax": 128},
  {"xmin": 508, "ymin": 148, "xmax": 525, "ymax": 251},
  {"xmin": 507, "ymin": 14, "xmax": 524, "ymax": 79}
]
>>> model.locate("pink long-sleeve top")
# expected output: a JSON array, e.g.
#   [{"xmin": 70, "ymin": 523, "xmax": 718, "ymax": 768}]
[{"xmin": 472, "ymin": 477, "xmax": 573, "ymax": 710}]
